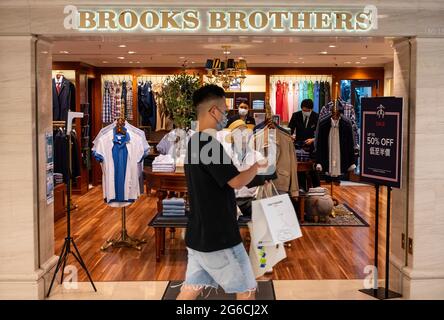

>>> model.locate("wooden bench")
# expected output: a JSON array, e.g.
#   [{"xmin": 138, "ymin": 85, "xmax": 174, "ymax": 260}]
[{"xmin": 148, "ymin": 214, "xmax": 251, "ymax": 262}]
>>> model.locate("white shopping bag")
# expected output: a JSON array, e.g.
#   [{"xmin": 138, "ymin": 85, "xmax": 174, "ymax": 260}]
[
  {"xmin": 248, "ymin": 222, "xmax": 286, "ymax": 278},
  {"xmin": 251, "ymin": 183, "xmax": 302, "ymax": 246}
]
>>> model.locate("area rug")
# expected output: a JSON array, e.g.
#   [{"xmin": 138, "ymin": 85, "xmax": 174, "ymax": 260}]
[
  {"xmin": 301, "ymin": 203, "xmax": 369, "ymax": 227},
  {"xmin": 162, "ymin": 280, "xmax": 275, "ymax": 300}
]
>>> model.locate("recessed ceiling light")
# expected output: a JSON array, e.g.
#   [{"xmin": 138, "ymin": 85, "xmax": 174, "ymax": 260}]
[
  {"xmin": 320, "ymin": 51, "xmax": 328, "ymax": 55},
  {"xmin": 252, "ymin": 40, "xmax": 263, "ymax": 43},
  {"xmin": 191, "ymin": 61, "xmax": 195, "ymax": 64},
  {"xmin": 355, "ymin": 61, "xmax": 361, "ymax": 64},
  {"xmin": 293, "ymin": 61, "xmax": 299, "ymax": 64},
  {"xmin": 179, "ymin": 56, "xmax": 185, "ymax": 59},
  {"xmin": 361, "ymin": 56, "xmax": 368, "ymax": 60},
  {"xmin": 129, "ymin": 61, "xmax": 133, "ymax": 64},
  {"xmin": 136, "ymin": 61, "xmax": 140, "ymax": 64},
  {"xmin": 117, "ymin": 56, "xmax": 125, "ymax": 60},
  {"xmin": 345, "ymin": 61, "xmax": 351, "ymax": 64},
  {"xmin": 41, "ymin": 51, "xmax": 48, "ymax": 54},
  {"xmin": 298, "ymin": 57, "xmax": 303, "ymax": 60},
  {"xmin": 118, "ymin": 44, "xmax": 127, "ymax": 48},
  {"xmin": 59, "ymin": 51, "xmax": 69, "ymax": 54},
  {"xmin": 238, "ymin": 57, "xmax": 244, "ymax": 60},
  {"xmin": 102, "ymin": 61, "xmax": 108, "ymax": 64},
  {"xmin": 329, "ymin": 45, "xmax": 337, "ymax": 48},
  {"xmin": 128, "ymin": 51, "xmax": 136, "ymax": 54}
]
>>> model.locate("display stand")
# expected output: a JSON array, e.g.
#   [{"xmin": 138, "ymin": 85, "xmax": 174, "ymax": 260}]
[
  {"xmin": 47, "ymin": 112, "xmax": 96, "ymax": 297},
  {"xmin": 100, "ymin": 207, "xmax": 147, "ymax": 251},
  {"xmin": 359, "ymin": 185, "xmax": 402, "ymax": 300},
  {"xmin": 100, "ymin": 110, "xmax": 147, "ymax": 251}
]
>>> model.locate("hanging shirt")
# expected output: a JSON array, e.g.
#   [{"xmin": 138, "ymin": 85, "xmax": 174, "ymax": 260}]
[
  {"xmin": 287, "ymin": 80, "xmax": 294, "ymax": 120},
  {"xmin": 328, "ymin": 118, "xmax": 341, "ymax": 177},
  {"xmin": 313, "ymin": 81, "xmax": 320, "ymax": 113},
  {"xmin": 92, "ymin": 126, "xmax": 148, "ymax": 207},
  {"xmin": 275, "ymin": 80, "xmax": 284, "ymax": 120},
  {"xmin": 307, "ymin": 80, "xmax": 314, "ymax": 101},
  {"xmin": 270, "ymin": 81, "xmax": 277, "ymax": 115},
  {"xmin": 293, "ymin": 81, "xmax": 300, "ymax": 111}
]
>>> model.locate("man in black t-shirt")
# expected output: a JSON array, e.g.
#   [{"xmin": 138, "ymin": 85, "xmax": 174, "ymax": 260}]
[{"xmin": 177, "ymin": 85, "xmax": 266, "ymax": 301}]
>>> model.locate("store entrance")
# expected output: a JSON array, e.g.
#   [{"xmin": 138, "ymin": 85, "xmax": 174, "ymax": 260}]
[{"xmin": 47, "ymin": 34, "xmax": 400, "ymax": 284}]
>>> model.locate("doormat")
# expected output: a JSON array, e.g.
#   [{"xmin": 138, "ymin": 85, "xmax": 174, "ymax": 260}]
[
  {"xmin": 301, "ymin": 203, "xmax": 369, "ymax": 227},
  {"xmin": 162, "ymin": 280, "xmax": 275, "ymax": 300}
]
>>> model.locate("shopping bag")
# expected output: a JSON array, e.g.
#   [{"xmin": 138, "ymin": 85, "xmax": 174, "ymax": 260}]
[
  {"xmin": 248, "ymin": 222, "xmax": 287, "ymax": 278},
  {"xmin": 251, "ymin": 182, "xmax": 302, "ymax": 246}
]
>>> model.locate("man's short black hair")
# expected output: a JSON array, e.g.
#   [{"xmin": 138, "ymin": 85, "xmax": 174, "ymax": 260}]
[
  {"xmin": 193, "ymin": 84, "xmax": 226, "ymax": 107},
  {"xmin": 301, "ymin": 99, "xmax": 314, "ymax": 110}
]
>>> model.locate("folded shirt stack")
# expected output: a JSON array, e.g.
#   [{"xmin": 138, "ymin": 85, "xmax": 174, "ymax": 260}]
[
  {"xmin": 296, "ymin": 148, "xmax": 311, "ymax": 162},
  {"xmin": 162, "ymin": 197, "xmax": 186, "ymax": 216},
  {"xmin": 152, "ymin": 154, "xmax": 176, "ymax": 172},
  {"xmin": 307, "ymin": 187, "xmax": 328, "ymax": 197},
  {"xmin": 252, "ymin": 100, "xmax": 265, "ymax": 109},
  {"xmin": 54, "ymin": 173, "xmax": 64, "ymax": 185}
]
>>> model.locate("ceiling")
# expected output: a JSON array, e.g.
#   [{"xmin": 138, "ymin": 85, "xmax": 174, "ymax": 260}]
[{"xmin": 49, "ymin": 35, "xmax": 397, "ymax": 68}]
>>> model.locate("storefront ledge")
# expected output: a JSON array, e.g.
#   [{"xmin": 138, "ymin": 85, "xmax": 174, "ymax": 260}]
[{"xmin": 400, "ymin": 266, "xmax": 444, "ymax": 281}]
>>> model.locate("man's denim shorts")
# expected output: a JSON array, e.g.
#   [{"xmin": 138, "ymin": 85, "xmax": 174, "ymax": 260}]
[{"xmin": 183, "ymin": 243, "xmax": 257, "ymax": 294}]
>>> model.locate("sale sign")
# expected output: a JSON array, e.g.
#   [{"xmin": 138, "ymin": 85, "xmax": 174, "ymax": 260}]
[{"xmin": 360, "ymin": 97, "xmax": 403, "ymax": 188}]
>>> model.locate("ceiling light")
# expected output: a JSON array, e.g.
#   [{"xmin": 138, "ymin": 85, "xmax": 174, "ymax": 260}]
[
  {"xmin": 238, "ymin": 56, "xmax": 244, "ymax": 60},
  {"xmin": 361, "ymin": 56, "xmax": 368, "ymax": 59},
  {"xmin": 118, "ymin": 44, "xmax": 127, "ymax": 48},
  {"xmin": 128, "ymin": 51, "xmax": 136, "ymax": 54},
  {"xmin": 136, "ymin": 61, "xmax": 140, "ymax": 64},
  {"xmin": 223, "ymin": 50, "xmax": 231, "ymax": 55},
  {"xmin": 41, "ymin": 51, "xmax": 48, "ymax": 54},
  {"xmin": 102, "ymin": 61, "xmax": 108, "ymax": 64},
  {"xmin": 320, "ymin": 51, "xmax": 328, "ymax": 55},
  {"xmin": 117, "ymin": 56, "xmax": 125, "ymax": 60},
  {"xmin": 329, "ymin": 45, "xmax": 337, "ymax": 48},
  {"xmin": 252, "ymin": 40, "xmax": 263, "ymax": 43},
  {"xmin": 191, "ymin": 61, "xmax": 195, "ymax": 64},
  {"xmin": 59, "ymin": 50, "xmax": 69, "ymax": 54},
  {"xmin": 298, "ymin": 57, "xmax": 303, "ymax": 60},
  {"xmin": 355, "ymin": 61, "xmax": 361, "ymax": 64},
  {"xmin": 345, "ymin": 61, "xmax": 351, "ymax": 64},
  {"xmin": 179, "ymin": 56, "xmax": 185, "ymax": 59},
  {"xmin": 129, "ymin": 61, "xmax": 133, "ymax": 64}
]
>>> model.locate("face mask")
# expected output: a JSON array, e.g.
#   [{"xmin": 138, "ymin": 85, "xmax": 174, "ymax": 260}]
[
  {"xmin": 238, "ymin": 108, "xmax": 248, "ymax": 116},
  {"xmin": 302, "ymin": 111, "xmax": 312, "ymax": 118},
  {"xmin": 212, "ymin": 108, "xmax": 228, "ymax": 131}
]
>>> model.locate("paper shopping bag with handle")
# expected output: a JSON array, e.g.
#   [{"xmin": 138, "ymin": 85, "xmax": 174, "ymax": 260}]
[
  {"xmin": 251, "ymin": 182, "xmax": 302, "ymax": 246},
  {"xmin": 248, "ymin": 221, "xmax": 287, "ymax": 278}
]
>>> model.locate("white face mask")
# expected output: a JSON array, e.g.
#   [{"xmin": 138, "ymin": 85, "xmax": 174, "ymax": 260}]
[
  {"xmin": 238, "ymin": 108, "xmax": 248, "ymax": 116},
  {"xmin": 302, "ymin": 111, "xmax": 312, "ymax": 118}
]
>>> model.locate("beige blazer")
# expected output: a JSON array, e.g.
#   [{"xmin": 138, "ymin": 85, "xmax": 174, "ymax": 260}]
[{"xmin": 272, "ymin": 129, "xmax": 299, "ymax": 197}]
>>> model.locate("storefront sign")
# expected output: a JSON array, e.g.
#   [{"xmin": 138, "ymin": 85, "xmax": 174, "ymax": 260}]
[
  {"xmin": 63, "ymin": 6, "xmax": 378, "ymax": 33},
  {"xmin": 360, "ymin": 97, "xmax": 403, "ymax": 188}
]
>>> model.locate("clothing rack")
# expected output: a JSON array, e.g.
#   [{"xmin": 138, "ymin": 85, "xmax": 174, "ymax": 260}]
[
  {"xmin": 137, "ymin": 74, "xmax": 171, "ymax": 84},
  {"xmin": 270, "ymin": 74, "xmax": 333, "ymax": 83},
  {"xmin": 101, "ymin": 74, "xmax": 133, "ymax": 83},
  {"xmin": 52, "ymin": 121, "xmax": 78, "ymax": 211}
]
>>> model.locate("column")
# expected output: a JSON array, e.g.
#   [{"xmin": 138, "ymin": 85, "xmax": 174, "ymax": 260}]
[
  {"xmin": 0, "ymin": 36, "xmax": 56, "ymax": 299},
  {"xmin": 402, "ymin": 38, "xmax": 444, "ymax": 299}
]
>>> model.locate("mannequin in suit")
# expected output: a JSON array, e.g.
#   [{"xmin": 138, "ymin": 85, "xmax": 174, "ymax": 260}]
[{"xmin": 53, "ymin": 73, "xmax": 76, "ymax": 121}]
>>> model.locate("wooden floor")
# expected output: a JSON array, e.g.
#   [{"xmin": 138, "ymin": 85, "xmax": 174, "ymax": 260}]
[{"xmin": 54, "ymin": 183, "xmax": 389, "ymax": 281}]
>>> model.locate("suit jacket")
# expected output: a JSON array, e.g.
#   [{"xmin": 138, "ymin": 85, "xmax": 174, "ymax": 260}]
[
  {"xmin": 53, "ymin": 78, "xmax": 76, "ymax": 121},
  {"xmin": 316, "ymin": 116, "xmax": 355, "ymax": 175},
  {"xmin": 272, "ymin": 129, "xmax": 299, "ymax": 197},
  {"xmin": 288, "ymin": 111, "xmax": 319, "ymax": 142}
]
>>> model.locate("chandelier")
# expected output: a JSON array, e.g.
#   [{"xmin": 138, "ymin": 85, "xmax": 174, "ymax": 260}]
[{"xmin": 205, "ymin": 45, "xmax": 247, "ymax": 90}]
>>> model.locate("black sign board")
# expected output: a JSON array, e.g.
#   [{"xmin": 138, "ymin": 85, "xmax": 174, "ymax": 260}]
[{"xmin": 360, "ymin": 97, "xmax": 403, "ymax": 188}]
